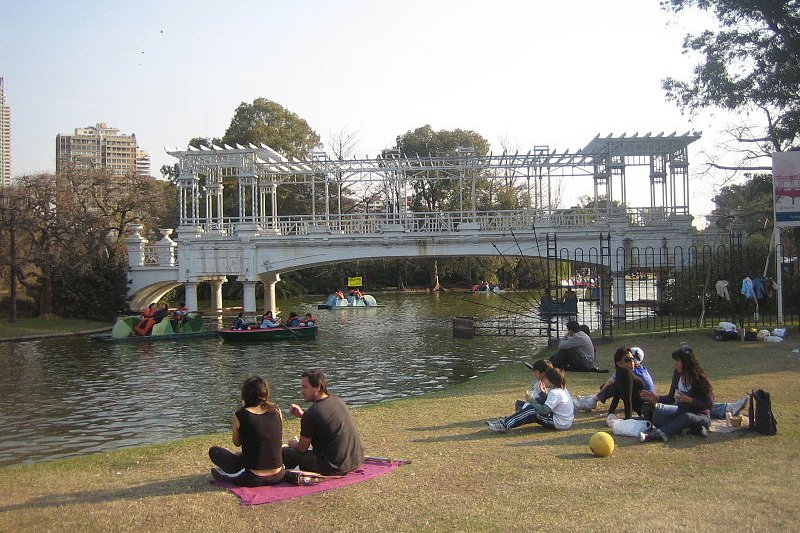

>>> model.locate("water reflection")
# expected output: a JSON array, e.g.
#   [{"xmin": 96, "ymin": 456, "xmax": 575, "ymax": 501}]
[{"xmin": 0, "ymin": 292, "xmax": 545, "ymax": 465}]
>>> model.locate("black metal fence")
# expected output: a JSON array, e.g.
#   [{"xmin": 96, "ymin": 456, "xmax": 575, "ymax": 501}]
[{"xmin": 470, "ymin": 231, "xmax": 798, "ymax": 341}]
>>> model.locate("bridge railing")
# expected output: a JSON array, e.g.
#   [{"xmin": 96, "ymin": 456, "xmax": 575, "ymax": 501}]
[{"xmin": 175, "ymin": 206, "xmax": 690, "ymax": 238}]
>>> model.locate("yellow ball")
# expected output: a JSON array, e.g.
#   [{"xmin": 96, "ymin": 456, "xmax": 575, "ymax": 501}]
[{"xmin": 589, "ymin": 431, "xmax": 615, "ymax": 457}]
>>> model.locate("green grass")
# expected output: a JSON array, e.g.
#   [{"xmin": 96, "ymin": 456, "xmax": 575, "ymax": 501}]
[
  {"xmin": 0, "ymin": 317, "xmax": 111, "ymax": 339},
  {"xmin": 1, "ymin": 330, "xmax": 799, "ymax": 532}
]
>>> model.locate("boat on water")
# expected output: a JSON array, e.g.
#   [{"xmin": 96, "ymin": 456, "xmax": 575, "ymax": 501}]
[
  {"xmin": 318, "ymin": 293, "xmax": 379, "ymax": 310},
  {"xmin": 218, "ymin": 325, "xmax": 318, "ymax": 342},
  {"xmin": 91, "ymin": 312, "xmax": 217, "ymax": 342}
]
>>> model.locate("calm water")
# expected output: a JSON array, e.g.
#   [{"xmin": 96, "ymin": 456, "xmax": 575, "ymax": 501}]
[{"xmin": 0, "ymin": 292, "xmax": 547, "ymax": 466}]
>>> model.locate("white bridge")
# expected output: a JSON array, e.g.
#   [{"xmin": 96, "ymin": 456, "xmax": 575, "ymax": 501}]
[{"xmin": 126, "ymin": 132, "xmax": 702, "ymax": 320}]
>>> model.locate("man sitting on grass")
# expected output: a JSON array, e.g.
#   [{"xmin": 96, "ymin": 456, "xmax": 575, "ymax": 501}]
[{"xmin": 282, "ymin": 369, "xmax": 364, "ymax": 475}]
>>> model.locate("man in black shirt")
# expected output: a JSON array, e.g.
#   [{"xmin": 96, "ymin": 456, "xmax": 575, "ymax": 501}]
[{"xmin": 282, "ymin": 369, "xmax": 364, "ymax": 474}]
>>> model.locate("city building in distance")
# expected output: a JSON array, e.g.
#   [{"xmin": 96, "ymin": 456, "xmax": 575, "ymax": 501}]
[
  {"xmin": 56, "ymin": 122, "xmax": 150, "ymax": 178},
  {"xmin": 0, "ymin": 76, "xmax": 11, "ymax": 186}
]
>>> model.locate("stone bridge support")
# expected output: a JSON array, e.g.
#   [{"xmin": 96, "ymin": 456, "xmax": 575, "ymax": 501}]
[{"xmin": 261, "ymin": 272, "xmax": 281, "ymax": 314}]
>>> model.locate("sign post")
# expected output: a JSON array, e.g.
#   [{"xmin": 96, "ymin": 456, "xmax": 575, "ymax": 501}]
[{"xmin": 771, "ymin": 151, "xmax": 800, "ymax": 324}]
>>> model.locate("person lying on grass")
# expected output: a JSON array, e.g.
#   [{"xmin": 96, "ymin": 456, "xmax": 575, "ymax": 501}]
[
  {"xmin": 487, "ymin": 367, "xmax": 574, "ymax": 433},
  {"xmin": 639, "ymin": 346, "xmax": 714, "ymax": 443}
]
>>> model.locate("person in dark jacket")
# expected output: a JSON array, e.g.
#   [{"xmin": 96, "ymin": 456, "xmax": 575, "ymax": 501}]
[{"xmin": 639, "ymin": 346, "xmax": 714, "ymax": 443}]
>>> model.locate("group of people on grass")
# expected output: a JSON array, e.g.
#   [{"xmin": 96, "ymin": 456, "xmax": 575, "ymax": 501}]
[
  {"xmin": 231, "ymin": 311, "xmax": 316, "ymax": 330},
  {"xmin": 209, "ymin": 370, "xmax": 364, "ymax": 487},
  {"xmin": 487, "ymin": 321, "xmax": 749, "ymax": 443}
]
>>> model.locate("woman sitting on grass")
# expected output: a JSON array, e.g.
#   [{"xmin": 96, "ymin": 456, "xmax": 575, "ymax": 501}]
[
  {"xmin": 487, "ymin": 367, "xmax": 574, "ymax": 433},
  {"xmin": 209, "ymin": 376, "xmax": 285, "ymax": 486},
  {"xmin": 639, "ymin": 346, "xmax": 714, "ymax": 443},
  {"xmin": 606, "ymin": 347, "xmax": 646, "ymax": 420}
]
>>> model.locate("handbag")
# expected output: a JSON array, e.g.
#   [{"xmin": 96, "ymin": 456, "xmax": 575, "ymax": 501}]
[
  {"xmin": 284, "ymin": 470, "xmax": 326, "ymax": 486},
  {"xmin": 611, "ymin": 418, "xmax": 652, "ymax": 437}
]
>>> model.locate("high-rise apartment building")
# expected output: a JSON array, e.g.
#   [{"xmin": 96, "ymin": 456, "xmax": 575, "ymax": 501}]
[
  {"xmin": 136, "ymin": 148, "xmax": 152, "ymax": 178},
  {"xmin": 0, "ymin": 77, "xmax": 11, "ymax": 186},
  {"xmin": 56, "ymin": 122, "xmax": 138, "ymax": 177}
]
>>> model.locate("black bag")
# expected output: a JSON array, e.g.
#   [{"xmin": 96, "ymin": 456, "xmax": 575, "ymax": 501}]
[{"xmin": 748, "ymin": 389, "xmax": 777, "ymax": 435}]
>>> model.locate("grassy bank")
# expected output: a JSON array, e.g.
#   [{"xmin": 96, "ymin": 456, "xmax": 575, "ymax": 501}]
[
  {"xmin": 0, "ymin": 317, "xmax": 111, "ymax": 340},
  {"xmin": 1, "ymin": 330, "xmax": 799, "ymax": 532}
]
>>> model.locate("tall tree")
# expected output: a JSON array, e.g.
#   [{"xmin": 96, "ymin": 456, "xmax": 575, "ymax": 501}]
[
  {"xmin": 222, "ymin": 98, "xmax": 321, "ymax": 159},
  {"xmin": 395, "ymin": 125, "xmax": 490, "ymax": 212},
  {"xmin": 661, "ymin": 1, "xmax": 800, "ymax": 170},
  {"xmin": 394, "ymin": 125, "xmax": 491, "ymax": 290}
]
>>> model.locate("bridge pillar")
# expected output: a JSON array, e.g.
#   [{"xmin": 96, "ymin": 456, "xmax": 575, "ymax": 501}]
[
  {"xmin": 209, "ymin": 277, "xmax": 226, "ymax": 313},
  {"xmin": 261, "ymin": 273, "xmax": 281, "ymax": 313},
  {"xmin": 612, "ymin": 272, "xmax": 627, "ymax": 322},
  {"xmin": 125, "ymin": 224, "xmax": 146, "ymax": 267},
  {"xmin": 155, "ymin": 229, "xmax": 177, "ymax": 266},
  {"xmin": 184, "ymin": 282, "xmax": 199, "ymax": 312},
  {"xmin": 242, "ymin": 281, "xmax": 258, "ymax": 314}
]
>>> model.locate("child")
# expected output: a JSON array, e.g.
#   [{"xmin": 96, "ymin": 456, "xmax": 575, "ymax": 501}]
[
  {"xmin": 488, "ymin": 367, "xmax": 574, "ymax": 432},
  {"xmin": 515, "ymin": 359, "xmax": 552, "ymax": 412}
]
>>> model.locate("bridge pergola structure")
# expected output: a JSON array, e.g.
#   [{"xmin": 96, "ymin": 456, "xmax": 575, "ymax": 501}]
[
  {"xmin": 165, "ymin": 131, "xmax": 700, "ymax": 236},
  {"xmin": 133, "ymin": 132, "xmax": 701, "ymax": 314}
]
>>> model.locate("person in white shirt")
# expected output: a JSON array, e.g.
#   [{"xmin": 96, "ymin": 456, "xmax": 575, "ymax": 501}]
[{"xmin": 487, "ymin": 367, "xmax": 574, "ymax": 432}]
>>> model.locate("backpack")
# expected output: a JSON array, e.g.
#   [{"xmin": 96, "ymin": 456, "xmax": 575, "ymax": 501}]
[{"xmin": 748, "ymin": 389, "xmax": 777, "ymax": 435}]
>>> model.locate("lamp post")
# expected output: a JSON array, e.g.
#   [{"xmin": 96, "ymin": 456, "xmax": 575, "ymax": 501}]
[{"xmin": 0, "ymin": 188, "xmax": 19, "ymax": 322}]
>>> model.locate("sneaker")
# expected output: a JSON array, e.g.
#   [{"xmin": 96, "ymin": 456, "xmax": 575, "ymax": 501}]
[
  {"xmin": 640, "ymin": 430, "xmax": 660, "ymax": 443},
  {"xmin": 699, "ymin": 426, "xmax": 709, "ymax": 438},
  {"xmin": 574, "ymin": 395, "xmax": 597, "ymax": 411},
  {"xmin": 486, "ymin": 419, "xmax": 508, "ymax": 433},
  {"xmin": 727, "ymin": 396, "xmax": 749, "ymax": 416},
  {"xmin": 655, "ymin": 428, "xmax": 669, "ymax": 443}
]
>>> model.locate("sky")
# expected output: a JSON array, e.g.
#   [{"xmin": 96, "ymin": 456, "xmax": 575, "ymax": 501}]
[{"xmin": 1, "ymin": 0, "xmax": 738, "ymax": 225}]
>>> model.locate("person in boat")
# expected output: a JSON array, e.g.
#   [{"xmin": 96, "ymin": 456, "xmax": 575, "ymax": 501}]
[
  {"xmin": 134, "ymin": 303, "xmax": 158, "ymax": 336},
  {"xmin": 209, "ymin": 375, "xmax": 285, "ymax": 486},
  {"xmin": 349, "ymin": 288, "xmax": 364, "ymax": 299},
  {"xmin": 540, "ymin": 289, "xmax": 555, "ymax": 314},
  {"xmin": 562, "ymin": 288, "xmax": 578, "ymax": 313},
  {"xmin": 299, "ymin": 313, "xmax": 316, "ymax": 327},
  {"xmin": 170, "ymin": 302, "xmax": 189, "ymax": 330},
  {"xmin": 286, "ymin": 312, "xmax": 301, "ymax": 327},
  {"xmin": 232, "ymin": 312, "xmax": 248, "ymax": 331},
  {"xmin": 335, "ymin": 290, "xmax": 346, "ymax": 300},
  {"xmin": 260, "ymin": 311, "xmax": 280, "ymax": 328},
  {"xmin": 282, "ymin": 369, "xmax": 364, "ymax": 475},
  {"xmin": 152, "ymin": 302, "xmax": 169, "ymax": 323},
  {"xmin": 549, "ymin": 320, "xmax": 600, "ymax": 372}
]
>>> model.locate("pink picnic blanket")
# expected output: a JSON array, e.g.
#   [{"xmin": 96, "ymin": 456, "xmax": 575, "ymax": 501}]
[{"xmin": 213, "ymin": 457, "xmax": 407, "ymax": 506}]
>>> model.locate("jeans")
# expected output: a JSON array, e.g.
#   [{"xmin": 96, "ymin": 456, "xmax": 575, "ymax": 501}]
[{"xmin": 651, "ymin": 410, "xmax": 710, "ymax": 438}]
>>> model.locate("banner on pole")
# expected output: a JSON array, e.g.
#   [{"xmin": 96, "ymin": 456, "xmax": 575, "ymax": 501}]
[
  {"xmin": 347, "ymin": 276, "xmax": 363, "ymax": 288},
  {"xmin": 773, "ymin": 151, "xmax": 800, "ymax": 227}
]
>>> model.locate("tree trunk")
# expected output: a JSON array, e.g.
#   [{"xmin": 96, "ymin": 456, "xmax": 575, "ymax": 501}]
[
  {"xmin": 396, "ymin": 260, "xmax": 405, "ymax": 291},
  {"xmin": 430, "ymin": 259, "xmax": 443, "ymax": 291}
]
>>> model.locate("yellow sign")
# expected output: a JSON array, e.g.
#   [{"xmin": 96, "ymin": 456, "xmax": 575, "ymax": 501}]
[{"xmin": 347, "ymin": 276, "xmax": 363, "ymax": 288}]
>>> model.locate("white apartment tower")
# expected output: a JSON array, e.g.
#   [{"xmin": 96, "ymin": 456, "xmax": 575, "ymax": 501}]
[
  {"xmin": 56, "ymin": 122, "xmax": 139, "ymax": 177},
  {"xmin": 0, "ymin": 77, "xmax": 11, "ymax": 186}
]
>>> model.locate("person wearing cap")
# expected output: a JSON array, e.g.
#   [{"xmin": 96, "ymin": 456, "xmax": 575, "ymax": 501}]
[{"xmin": 549, "ymin": 320, "xmax": 597, "ymax": 371}]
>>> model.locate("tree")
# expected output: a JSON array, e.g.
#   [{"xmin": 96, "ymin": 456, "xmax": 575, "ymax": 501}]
[
  {"xmin": 6, "ymin": 169, "xmax": 169, "ymax": 318},
  {"xmin": 661, "ymin": 1, "xmax": 800, "ymax": 170},
  {"xmin": 395, "ymin": 125, "xmax": 490, "ymax": 212},
  {"xmin": 711, "ymin": 173, "xmax": 775, "ymax": 237},
  {"xmin": 222, "ymin": 98, "xmax": 321, "ymax": 159}
]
